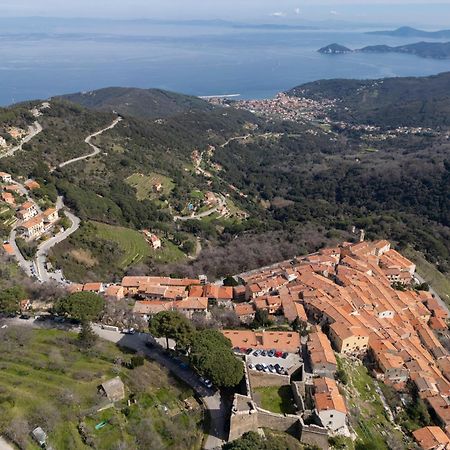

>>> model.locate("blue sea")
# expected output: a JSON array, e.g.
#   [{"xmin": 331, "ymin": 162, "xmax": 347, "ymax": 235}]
[{"xmin": 1, "ymin": 20, "xmax": 450, "ymax": 105}]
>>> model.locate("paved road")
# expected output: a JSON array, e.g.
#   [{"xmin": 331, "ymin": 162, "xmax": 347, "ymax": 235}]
[
  {"xmin": 93, "ymin": 326, "xmax": 226, "ymax": 449},
  {"xmin": 35, "ymin": 197, "xmax": 81, "ymax": 283},
  {"xmin": 0, "ymin": 318, "xmax": 226, "ymax": 450},
  {"xmin": 0, "ymin": 121, "xmax": 43, "ymax": 159},
  {"xmin": 58, "ymin": 117, "xmax": 122, "ymax": 169},
  {"xmin": 8, "ymin": 229, "xmax": 34, "ymax": 277}
]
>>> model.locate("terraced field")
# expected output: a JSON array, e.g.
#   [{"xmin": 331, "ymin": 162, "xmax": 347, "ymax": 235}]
[{"xmin": 93, "ymin": 221, "xmax": 151, "ymax": 268}]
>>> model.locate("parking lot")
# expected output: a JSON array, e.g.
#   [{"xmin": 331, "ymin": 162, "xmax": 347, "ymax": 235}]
[{"xmin": 234, "ymin": 348, "xmax": 301, "ymax": 375}]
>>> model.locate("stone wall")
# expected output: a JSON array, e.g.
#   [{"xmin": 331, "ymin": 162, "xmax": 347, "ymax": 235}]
[
  {"xmin": 291, "ymin": 381, "xmax": 305, "ymax": 411},
  {"xmin": 228, "ymin": 394, "xmax": 330, "ymax": 449},
  {"xmin": 257, "ymin": 408, "xmax": 301, "ymax": 437},
  {"xmin": 299, "ymin": 418, "xmax": 330, "ymax": 450},
  {"xmin": 249, "ymin": 370, "xmax": 291, "ymax": 389},
  {"xmin": 228, "ymin": 395, "xmax": 259, "ymax": 442}
]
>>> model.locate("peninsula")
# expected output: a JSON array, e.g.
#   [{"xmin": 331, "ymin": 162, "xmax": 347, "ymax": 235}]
[{"xmin": 318, "ymin": 41, "xmax": 450, "ymax": 59}]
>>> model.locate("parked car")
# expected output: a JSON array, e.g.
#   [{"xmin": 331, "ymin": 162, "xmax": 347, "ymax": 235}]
[
  {"xmin": 275, "ymin": 351, "xmax": 283, "ymax": 357},
  {"xmin": 252, "ymin": 349, "xmax": 261, "ymax": 356},
  {"xmin": 261, "ymin": 350, "xmax": 267, "ymax": 357},
  {"xmin": 268, "ymin": 349, "xmax": 276, "ymax": 357},
  {"xmin": 122, "ymin": 327, "xmax": 135, "ymax": 334},
  {"xmin": 255, "ymin": 364, "xmax": 264, "ymax": 371},
  {"xmin": 19, "ymin": 314, "xmax": 30, "ymax": 320},
  {"xmin": 261, "ymin": 363, "xmax": 268, "ymax": 372},
  {"xmin": 268, "ymin": 364, "xmax": 276, "ymax": 373},
  {"xmin": 282, "ymin": 352, "xmax": 289, "ymax": 359},
  {"xmin": 247, "ymin": 348, "xmax": 255, "ymax": 355},
  {"xmin": 200, "ymin": 378, "xmax": 213, "ymax": 389},
  {"xmin": 241, "ymin": 347, "xmax": 248, "ymax": 353},
  {"xmin": 248, "ymin": 364, "xmax": 255, "ymax": 370},
  {"xmin": 233, "ymin": 347, "xmax": 241, "ymax": 353},
  {"xmin": 274, "ymin": 363, "xmax": 281, "ymax": 370}
]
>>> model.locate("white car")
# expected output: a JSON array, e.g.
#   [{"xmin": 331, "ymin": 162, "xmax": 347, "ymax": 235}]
[{"xmin": 200, "ymin": 377, "xmax": 213, "ymax": 389}]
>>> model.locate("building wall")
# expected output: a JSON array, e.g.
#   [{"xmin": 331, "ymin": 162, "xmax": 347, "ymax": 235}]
[
  {"xmin": 330, "ymin": 333, "xmax": 369, "ymax": 354},
  {"xmin": 317, "ymin": 410, "xmax": 347, "ymax": 433},
  {"xmin": 384, "ymin": 367, "xmax": 409, "ymax": 382}
]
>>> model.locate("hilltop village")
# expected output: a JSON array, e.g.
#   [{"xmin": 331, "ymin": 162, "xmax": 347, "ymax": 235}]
[{"xmin": 8, "ymin": 237, "xmax": 450, "ymax": 449}]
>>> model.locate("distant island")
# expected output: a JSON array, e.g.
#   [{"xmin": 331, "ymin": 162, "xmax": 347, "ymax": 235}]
[
  {"xmin": 366, "ymin": 26, "xmax": 450, "ymax": 39},
  {"xmin": 318, "ymin": 41, "xmax": 450, "ymax": 59}
]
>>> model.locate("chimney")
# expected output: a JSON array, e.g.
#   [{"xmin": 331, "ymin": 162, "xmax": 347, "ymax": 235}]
[{"xmin": 359, "ymin": 229, "xmax": 365, "ymax": 242}]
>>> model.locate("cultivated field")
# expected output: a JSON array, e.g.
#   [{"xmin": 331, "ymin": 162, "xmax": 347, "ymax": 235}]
[{"xmin": 93, "ymin": 222, "xmax": 151, "ymax": 268}]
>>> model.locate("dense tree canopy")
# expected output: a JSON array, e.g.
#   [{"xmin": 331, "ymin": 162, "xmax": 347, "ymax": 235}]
[
  {"xmin": 190, "ymin": 329, "xmax": 244, "ymax": 388},
  {"xmin": 0, "ymin": 286, "xmax": 26, "ymax": 315},
  {"xmin": 149, "ymin": 311, "xmax": 194, "ymax": 350},
  {"xmin": 55, "ymin": 292, "xmax": 105, "ymax": 321}
]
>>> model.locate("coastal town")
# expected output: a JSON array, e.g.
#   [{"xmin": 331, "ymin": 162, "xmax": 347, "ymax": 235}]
[
  {"xmin": 3, "ymin": 234, "xmax": 450, "ymax": 450},
  {"xmin": 211, "ymin": 92, "xmax": 441, "ymax": 142}
]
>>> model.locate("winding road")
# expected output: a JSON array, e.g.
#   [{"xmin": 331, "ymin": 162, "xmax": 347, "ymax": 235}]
[
  {"xmin": 0, "ymin": 121, "xmax": 43, "ymax": 160},
  {"xmin": 58, "ymin": 116, "xmax": 122, "ymax": 169},
  {"xmin": 8, "ymin": 117, "xmax": 122, "ymax": 283},
  {"xmin": 34, "ymin": 197, "xmax": 81, "ymax": 283}
]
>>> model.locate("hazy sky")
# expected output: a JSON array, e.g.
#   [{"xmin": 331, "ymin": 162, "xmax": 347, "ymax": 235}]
[{"xmin": 1, "ymin": 0, "xmax": 449, "ymax": 26}]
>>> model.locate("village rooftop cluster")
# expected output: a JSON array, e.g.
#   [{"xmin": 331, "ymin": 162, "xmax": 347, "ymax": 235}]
[
  {"xmin": 50, "ymin": 238, "xmax": 450, "ymax": 449},
  {"xmin": 0, "ymin": 172, "xmax": 59, "ymax": 241}
]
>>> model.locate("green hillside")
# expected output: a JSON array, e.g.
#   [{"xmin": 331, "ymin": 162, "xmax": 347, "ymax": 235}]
[
  {"xmin": 59, "ymin": 87, "xmax": 214, "ymax": 119},
  {"xmin": 0, "ymin": 327, "xmax": 203, "ymax": 450}
]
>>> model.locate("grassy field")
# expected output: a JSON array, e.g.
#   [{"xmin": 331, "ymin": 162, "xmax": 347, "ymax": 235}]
[
  {"xmin": 93, "ymin": 221, "xmax": 151, "ymax": 268},
  {"xmin": 51, "ymin": 221, "xmax": 187, "ymax": 282},
  {"xmin": 148, "ymin": 239, "xmax": 186, "ymax": 264},
  {"xmin": 126, "ymin": 172, "xmax": 174, "ymax": 201},
  {"xmin": 253, "ymin": 385, "xmax": 297, "ymax": 415},
  {"xmin": 0, "ymin": 327, "xmax": 203, "ymax": 450},
  {"xmin": 403, "ymin": 247, "xmax": 450, "ymax": 305},
  {"xmin": 337, "ymin": 356, "xmax": 408, "ymax": 450}
]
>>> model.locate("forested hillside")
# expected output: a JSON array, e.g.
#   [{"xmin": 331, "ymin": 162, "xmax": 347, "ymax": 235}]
[
  {"xmin": 289, "ymin": 72, "xmax": 450, "ymax": 127},
  {"xmin": 1, "ymin": 75, "xmax": 450, "ymax": 286},
  {"xmin": 59, "ymin": 87, "xmax": 214, "ymax": 119}
]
